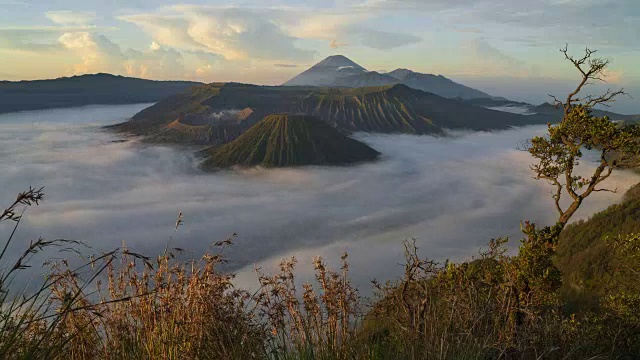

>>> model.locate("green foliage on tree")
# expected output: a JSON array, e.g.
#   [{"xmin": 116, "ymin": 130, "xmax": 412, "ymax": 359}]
[
  {"xmin": 506, "ymin": 45, "xmax": 640, "ymax": 341},
  {"xmin": 527, "ymin": 46, "xmax": 640, "ymax": 228}
]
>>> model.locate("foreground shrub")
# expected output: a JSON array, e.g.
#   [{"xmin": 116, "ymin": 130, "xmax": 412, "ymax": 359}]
[{"xmin": 48, "ymin": 237, "xmax": 266, "ymax": 359}]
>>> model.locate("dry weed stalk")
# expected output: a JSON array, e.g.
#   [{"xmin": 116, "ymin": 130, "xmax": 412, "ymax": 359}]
[{"xmin": 255, "ymin": 253, "xmax": 360, "ymax": 359}]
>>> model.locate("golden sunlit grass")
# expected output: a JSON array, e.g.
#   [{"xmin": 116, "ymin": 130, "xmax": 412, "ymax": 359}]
[{"xmin": 0, "ymin": 188, "xmax": 639, "ymax": 360}]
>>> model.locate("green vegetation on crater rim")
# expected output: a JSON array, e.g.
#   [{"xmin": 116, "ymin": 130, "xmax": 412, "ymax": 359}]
[{"xmin": 201, "ymin": 113, "xmax": 380, "ymax": 168}]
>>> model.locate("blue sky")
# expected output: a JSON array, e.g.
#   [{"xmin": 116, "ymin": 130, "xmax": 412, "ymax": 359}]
[{"xmin": 1, "ymin": 0, "xmax": 639, "ymax": 112}]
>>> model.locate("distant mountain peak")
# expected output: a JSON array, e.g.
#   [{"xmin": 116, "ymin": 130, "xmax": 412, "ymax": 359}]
[
  {"xmin": 283, "ymin": 57, "xmax": 492, "ymax": 100},
  {"xmin": 283, "ymin": 55, "xmax": 367, "ymax": 86},
  {"xmin": 315, "ymin": 55, "xmax": 365, "ymax": 70}
]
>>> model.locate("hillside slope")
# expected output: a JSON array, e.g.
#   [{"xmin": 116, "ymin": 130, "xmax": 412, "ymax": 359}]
[
  {"xmin": 112, "ymin": 82, "xmax": 556, "ymax": 145},
  {"xmin": 296, "ymin": 84, "xmax": 551, "ymax": 132},
  {"xmin": 332, "ymin": 71, "xmax": 399, "ymax": 88},
  {"xmin": 0, "ymin": 73, "xmax": 201, "ymax": 114},
  {"xmin": 557, "ymin": 182, "xmax": 640, "ymax": 309},
  {"xmin": 202, "ymin": 114, "xmax": 380, "ymax": 168}
]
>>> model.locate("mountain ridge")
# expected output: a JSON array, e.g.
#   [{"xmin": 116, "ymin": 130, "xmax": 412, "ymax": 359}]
[
  {"xmin": 0, "ymin": 73, "xmax": 201, "ymax": 114},
  {"xmin": 111, "ymin": 82, "xmax": 558, "ymax": 146},
  {"xmin": 283, "ymin": 55, "xmax": 495, "ymax": 100},
  {"xmin": 332, "ymin": 71, "xmax": 399, "ymax": 88},
  {"xmin": 386, "ymin": 68, "xmax": 493, "ymax": 99}
]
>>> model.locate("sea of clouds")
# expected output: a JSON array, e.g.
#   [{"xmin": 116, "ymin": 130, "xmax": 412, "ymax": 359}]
[{"xmin": 1, "ymin": 104, "xmax": 638, "ymax": 291}]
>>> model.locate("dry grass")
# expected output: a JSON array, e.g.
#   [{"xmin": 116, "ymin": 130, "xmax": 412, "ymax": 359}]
[
  {"xmin": 255, "ymin": 254, "xmax": 361, "ymax": 359},
  {"xmin": 46, "ymin": 234, "xmax": 269, "ymax": 360},
  {"xmin": 0, "ymin": 189, "xmax": 638, "ymax": 360}
]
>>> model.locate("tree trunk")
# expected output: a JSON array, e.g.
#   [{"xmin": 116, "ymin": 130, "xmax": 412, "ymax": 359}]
[{"xmin": 559, "ymin": 198, "xmax": 582, "ymax": 227}]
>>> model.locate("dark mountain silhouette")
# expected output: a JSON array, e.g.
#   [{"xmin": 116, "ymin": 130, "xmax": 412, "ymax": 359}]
[
  {"xmin": 386, "ymin": 68, "xmax": 493, "ymax": 99},
  {"xmin": 0, "ymin": 73, "xmax": 201, "ymax": 114},
  {"xmin": 201, "ymin": 113, "xmax": 380, "ymax": 168},
  {"xmin": 462, "ymin": 97, "xmax": 532, "ymax": 108}
]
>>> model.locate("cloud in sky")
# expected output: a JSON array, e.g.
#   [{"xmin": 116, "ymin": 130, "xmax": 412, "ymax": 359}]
[
  {"xmin": 124, "ymin": 46, "xmax": 185, "ymax": 79},
  {"xmin": 119, "ymin": 7, "xmax": 316, "ymax": 62},
  {"xmin": 602, "ymin": 68, "xmax": 624, "ymax": 84},
  {"xmin": 358, "ymin": 0, "xmax": 639, "ymax": 49},
  {"xmin": 329, "ymin": 39, "xmax": 348, "ymax": 49},
  {"xmin": 55, "ymin": 31, "xmax": 189, "ymax": 79},
  {"xmin": 466, "ymin": 39, "xmax": 541, "ymax": 77},
  {"xmin": 0, "ymin": 0, "xmax": 638, "ymax": 109},
  {"xmin": 46, "ymin": 11, "xmax": 96, "ymax": 26},
  {"xmin": 58, "ymin": 32, "xmax": 126, "ymax": 74},
  {"xmin": 118, "ymin": 5, "xmax": 421, "ymax": 61},
  {"xmin": 356, "ymin": 28, "xmax": 420, "ymax": 49},
  {"xmin": 0, "ymin": 25, "xmax": 100, "ymax": 54}
]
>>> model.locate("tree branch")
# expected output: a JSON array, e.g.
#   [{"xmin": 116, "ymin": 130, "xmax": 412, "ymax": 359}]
[{"xmin": 592, "ymin": 188, "xmax": 617, "ymax": 193}]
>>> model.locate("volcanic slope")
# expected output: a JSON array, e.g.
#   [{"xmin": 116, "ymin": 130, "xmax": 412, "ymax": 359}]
[
  {"xmin": 331, "ymin": 71, "xmax": 399, "ymax": 88},
  {"xmin": 113, "ymin": 82, "xmax": 556, "ymax": 145},
  {"xmin": 295, "ymin": 84, "xmax": 552, "ymax": 132},
  {"xmin": 202, "ymin": 114, "xmax": 380, "ymax": 168},
  {"xmin": 283, "ymin": 55, "xmax": 366, "ymax": 86}
]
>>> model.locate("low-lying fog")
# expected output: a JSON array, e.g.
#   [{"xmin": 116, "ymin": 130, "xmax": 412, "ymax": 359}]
[{"xmin": 1, "ymin": 104, "xmax": 639, "ymax": 290}]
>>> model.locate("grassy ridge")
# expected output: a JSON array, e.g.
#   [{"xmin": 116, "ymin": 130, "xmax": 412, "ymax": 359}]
[
  {"xmin": 202, "ymin": 114, "xmax": 380, "ymax": 168},
  {"xmin": 298, "ymin": 85, "xmax": 442, "ymax": 134},
  {"xmin": 557, "ymin": 183, "xmax": 640, "ymax": 309},
  {"xmin": 112, "ymin": 83, "xmax": 557, "ymax": 145}
]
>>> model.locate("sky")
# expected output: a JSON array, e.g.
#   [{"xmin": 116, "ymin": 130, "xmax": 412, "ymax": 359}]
[{"xmin": 1, "ymin": 0, "xmax": 639, "ymax": 112}]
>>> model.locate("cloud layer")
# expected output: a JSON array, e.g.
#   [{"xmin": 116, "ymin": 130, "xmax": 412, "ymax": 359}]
[
  {"xmin": 46, "ymin": 11, "xmax": 96, "ymax": 26},
  {"xmin": 1, "ymin": 104, "xmax": 638, "ymax": 290}
]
